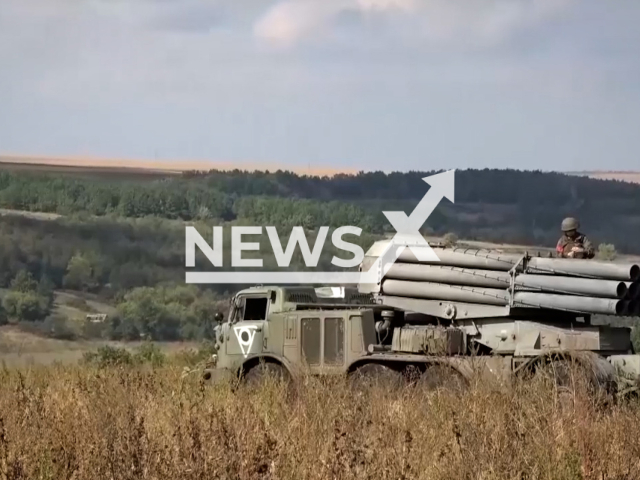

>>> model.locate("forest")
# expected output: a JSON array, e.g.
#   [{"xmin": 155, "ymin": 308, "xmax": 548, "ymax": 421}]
[
  {"xmin": 0, "ymin": 166, "xmax": 639, "ymax": 343},
  {"xmin": 2, "ymin": 167, "xmax": 640, "ymax": 250}
]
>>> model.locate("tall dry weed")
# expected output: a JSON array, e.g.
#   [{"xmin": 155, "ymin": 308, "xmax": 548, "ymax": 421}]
[{"xmin": 0, "ymin": 363, "xmax": 639, "ymax": 479}]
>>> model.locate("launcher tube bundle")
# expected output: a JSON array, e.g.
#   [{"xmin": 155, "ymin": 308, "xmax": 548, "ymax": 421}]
[{"xmin": 373, "ymin": 245, "xmax": 640, "ymax": 317}]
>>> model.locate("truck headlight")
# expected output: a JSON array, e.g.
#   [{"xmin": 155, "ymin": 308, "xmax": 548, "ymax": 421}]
[{"xmin": 206, "ymin": 354, "xmax": 218, "ymax": 368}]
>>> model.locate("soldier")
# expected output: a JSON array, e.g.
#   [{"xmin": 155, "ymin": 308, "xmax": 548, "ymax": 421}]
[{"xmin": 556, "ymin": 217, "xmax": 595, "ymax": 259}]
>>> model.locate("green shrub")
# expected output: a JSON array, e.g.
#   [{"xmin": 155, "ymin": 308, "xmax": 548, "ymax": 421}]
[
  {"xmin": 18, "ymin": 315, "xmax": 78, "ymax": 341},
  {"xmin": 596, "ymin": 243, "xmax": 617, "ymax": 261},
  {"xmin": 3, "ymin": 291, "xmax": 50, "ymax": 322},
  {"xmin": 82, "ymin": 345, "xmax": 134, "ymax": 368},
  {"xmin": 443, "ymin": 232, "xmax": 458, "ymax": 247},
  {"xmin": 133, "ymin": 342, "xmax": 166, "ymax": 367},
  {"xmin": 81, "ymin": 343, "xmax": 171, "ymax": 368}
]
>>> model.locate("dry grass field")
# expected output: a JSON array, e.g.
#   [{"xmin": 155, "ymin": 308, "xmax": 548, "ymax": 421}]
[
  {"xmin": 3, "ymin": 155, "xmax": 640, "ymax": 183},
  {"xmin": 1, "ymin": 363, "xmax": 640, "ymax": 479},
  {"xmin": 0, "ymin": 154, "xmax": 357, "ymax": 177},
  {"xmin": 565, "ymin": 171, "xmax": 640, "ymax": 184}
]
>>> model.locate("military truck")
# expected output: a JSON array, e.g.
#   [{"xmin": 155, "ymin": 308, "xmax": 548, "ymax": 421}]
[{"xmin": 202, "ymin": 241, "xmax": 640, "ymax": 395}]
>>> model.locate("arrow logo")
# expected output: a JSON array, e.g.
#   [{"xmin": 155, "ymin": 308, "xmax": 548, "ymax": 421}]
[{"xmin": 360, "ymin": 169, "xmax": 455, "ymax": 283}]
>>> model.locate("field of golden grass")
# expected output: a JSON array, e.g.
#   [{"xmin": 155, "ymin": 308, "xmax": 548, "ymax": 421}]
[
  {"xmin": 3, "ymin": 155, "xmax": 640, "ymax": 183},
  {"xmin": 565, "ymin": 171, "xmax": 640, "ymax": 185},
  {"xmin": 1, "ymin": 361, "xmax": 640, "ymax": 479},
  {"xmin": 0, "ymin": 154, "xmax": 357, "ymax": 177}
]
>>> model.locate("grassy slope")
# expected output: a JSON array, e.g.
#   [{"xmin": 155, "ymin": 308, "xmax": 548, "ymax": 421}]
[
  {"xmin": 0, "ymin": 326, "xmax": 200, "ymax": 367},
  {"xmin": 51, "ymin": 290, "xmax": 118, "ymax": 321},
  {"xmin": 0, "ymin": 288, "xmax": 116, "ymax": 320}
]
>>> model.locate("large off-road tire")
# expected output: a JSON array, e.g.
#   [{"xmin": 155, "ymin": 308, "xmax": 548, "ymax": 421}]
[
  {"xmin": 537, "ymin": 356, "xmax": 616, "ymax": 406},
  {"xmin": 546, "ymin": 360, "xmax": 576, "ymax": 406},
  {"xmin": 243, "ymin": 362, "xmax": 290, "ymax": 388},
  {"xmin": 418, "ymin": 364, "xmax": 468, "ymax": 393},
  {"xmin": 348, "ymin": 363, "xmax": 404, "ymax": 391}
]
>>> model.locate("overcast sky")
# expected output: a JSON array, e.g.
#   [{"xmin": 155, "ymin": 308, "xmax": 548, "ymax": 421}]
[{"xmin": 1, "ymin": 0, "xmax": 639, "ymax": 172}]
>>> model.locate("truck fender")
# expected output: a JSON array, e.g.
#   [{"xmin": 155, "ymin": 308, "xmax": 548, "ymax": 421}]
[{"xmin": 238, "ymin": 354, "xmax": 294, "ymax": 379}]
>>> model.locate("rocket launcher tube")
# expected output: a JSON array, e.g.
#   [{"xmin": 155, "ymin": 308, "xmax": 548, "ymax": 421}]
[
  {"xmin": 384, "ymin": 244, "xmax": 640, "ymax": 281},
  {"xmin": 396, "ymin": 247, "xmax": 519, "ymax": 271},
  {"xmin": 381, "ymin": 279, "xmax": 509, "ymax": 306},
  {"xmin": 384, "ymin": 264, "xmax": 629, "ymax": 298},
  {"xmin": 512, "ymin": 291, "xmax": 624, "ymax": 316},
  {"xmin": 381, "ymin": 279, "xmax": 626, "ymax": 316},
  {"xmin": 624, "ymin": 282, "xmax": 639, "ymax": 299},
  {"xmin": 384, "ymin": 264, "xmax": 509, "ymax": 288},
  {"xmin": 526, "ymin": 258, "xmax": 640, "ymax": 282}
]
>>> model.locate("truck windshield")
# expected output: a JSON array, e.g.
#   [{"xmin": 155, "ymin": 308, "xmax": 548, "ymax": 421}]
[{"xmin": 242, "ymin": 297, "xmax": 269, "ymax": 321}]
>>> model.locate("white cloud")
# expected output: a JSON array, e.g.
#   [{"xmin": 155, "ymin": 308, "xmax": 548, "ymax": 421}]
[
  {"xmin": 253, "ymin": 0, "xmax": 574, "ymax": 49},
  {"xmin": 356, "ymin": 0, "xmax": 417, "ymax": 11},
  {"xmin": 253, "ymin": 2, "xmax": 343, "ymax": 47},
  {"xmin": 414, "ymin": 0, "xmax": 574, "ymax": 46}
]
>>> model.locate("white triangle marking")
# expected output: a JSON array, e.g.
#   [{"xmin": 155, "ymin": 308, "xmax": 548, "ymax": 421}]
[{"xmin": 233, "ymin": 325, "xmax": 258, "ymax": 358}]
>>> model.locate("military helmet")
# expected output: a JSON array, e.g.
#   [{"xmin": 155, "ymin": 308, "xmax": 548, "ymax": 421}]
[{"xmin": 561, "ymin": 217, "xmax": 579, "ymax": 232}]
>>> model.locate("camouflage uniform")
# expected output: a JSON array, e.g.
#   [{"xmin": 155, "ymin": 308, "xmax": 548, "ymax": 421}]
[{"xmin": 555, "ymin": 232, "xmax": 595, "ymax": 259}]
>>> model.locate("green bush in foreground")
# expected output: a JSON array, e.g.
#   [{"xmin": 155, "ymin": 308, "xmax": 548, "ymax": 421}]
[
  {"xmin": 81, "ymin": 345, "xmax": 135, "ymax": 368},
  {"xmin": 596, "ymin": 243, "xmax": 618, "ymax": 261},
  {"xmin": 80, "ymin": 342, "xmax": 215, "ymax": 369},
  {"xmin": 81, "ymin": 343, "xmax": 167, "ymax": 368}
]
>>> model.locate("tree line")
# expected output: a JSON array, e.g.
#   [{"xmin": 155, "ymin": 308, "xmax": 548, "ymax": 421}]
[{"xmin": 2, "ymin": 168, "xmax": 640, "ymax": 252}]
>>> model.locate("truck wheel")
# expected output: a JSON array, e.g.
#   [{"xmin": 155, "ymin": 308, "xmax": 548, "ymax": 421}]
[
  {"xmin": 545, "ymin": 360, "xmax": 583, "ymax": 408},
  {"xmin": 243, "ymin": 362, "xmax": 289, "ymax": 388},
  {"xmin": 349, "ymin": 363, "xmax": 404, "ymax": 391},
  {"xmin": 540, "ymin": 358, "xmax": 615, "ymax": 406},
  {"xmin": 419, "ymin": 364, "xmax": 468, "ymax": 392}
]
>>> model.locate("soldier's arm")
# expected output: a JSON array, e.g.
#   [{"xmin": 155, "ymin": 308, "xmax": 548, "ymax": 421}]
[{"xmin": 555, "ymin": 239, "xmax": 565, "ymax": 257}]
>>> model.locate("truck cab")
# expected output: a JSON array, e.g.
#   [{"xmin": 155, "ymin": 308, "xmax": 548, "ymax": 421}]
[{"xmin": 204, "ymin": 286, "xmax": 380, "ymax": 383}]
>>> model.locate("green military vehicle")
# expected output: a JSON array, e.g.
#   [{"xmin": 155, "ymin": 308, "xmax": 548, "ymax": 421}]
[{"xmin": 203, "ymin": 241, "xmax": 640, "ymax": 395}]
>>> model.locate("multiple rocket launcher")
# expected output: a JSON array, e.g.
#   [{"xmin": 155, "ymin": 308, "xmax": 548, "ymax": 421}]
[{"xmin": 376, "ymin": 245, "xmax": 640, "ymax": 317}]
